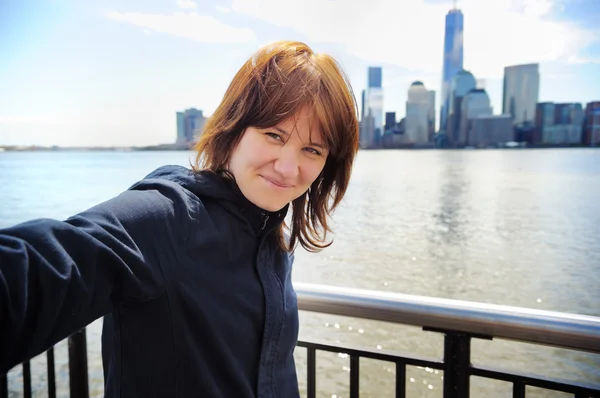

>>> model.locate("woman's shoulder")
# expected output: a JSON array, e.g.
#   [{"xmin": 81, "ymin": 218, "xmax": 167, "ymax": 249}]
[{"xmin": 125, "ymin": 165, "xmax": 205, "ymax": 214}]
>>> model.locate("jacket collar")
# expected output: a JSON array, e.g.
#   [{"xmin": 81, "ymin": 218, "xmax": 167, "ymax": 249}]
[
  {"xmin": 195, "ymin": 169, "xmax": 288, "ymax": 238},
  {"xmin": 141, "ymin": 166, "xmax": 289, "ymax": 238}
]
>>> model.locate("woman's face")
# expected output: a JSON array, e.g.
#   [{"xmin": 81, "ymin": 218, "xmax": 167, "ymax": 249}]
[{"xmin": 228, "ymin": 106, "xmax": 329, "ymax": 212}]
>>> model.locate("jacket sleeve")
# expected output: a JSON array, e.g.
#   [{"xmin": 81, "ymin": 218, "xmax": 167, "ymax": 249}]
[{"xmin": 0, "ymin": 179, "xmax": 189, "ymax": 373}]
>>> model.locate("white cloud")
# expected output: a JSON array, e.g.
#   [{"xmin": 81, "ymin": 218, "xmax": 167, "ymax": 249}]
[
  {"xmin": 522, "ymin": 0, "xmax": 552, "ymax": 17},
  {"xmin": 567, "ymin": 55, "xmax": 600, "ymax": 65},
  {"xmin": 106, "ymin": 10, "xmax": 256, "ymax": 43},
  {"xmin": 177, "ymin": 0, "xmax": 197, "ymax": 10},
  {"xmin": 230, "ymin": 0, "xmax": 596, "ymax": 79},
  {"xmin": 216, "ymin": 5, "xmax": 232, "ymax": 13}
]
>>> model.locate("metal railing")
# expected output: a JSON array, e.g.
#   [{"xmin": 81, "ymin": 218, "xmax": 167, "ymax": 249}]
[
  {"xmin": 2, "ymin": 283, "xmax": 600, "ymax": 398},
  {"xmin": 295, "ymin": 283, "xmax": 600, "ymax": 398}
]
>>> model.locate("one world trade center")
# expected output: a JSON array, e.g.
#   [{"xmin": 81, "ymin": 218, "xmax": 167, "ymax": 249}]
[{"xmin": 440, "ymin": 5, "xmax": 464, "ymax": 134}]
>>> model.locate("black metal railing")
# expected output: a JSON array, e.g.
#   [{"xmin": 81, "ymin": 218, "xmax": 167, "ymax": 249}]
[
  {"xmin": 295, "ymin": 283, "xmax": 600, "ymax": 398},
  {"xmin": 297, "ymin": 334, "xmax": 600, "ymax": 398},
  {"xmin": 1, "ymin": 330, "xmax": 88, "ymax": 398},
  {"xmin": 2, "ymin": 283, "xmax": 600, "ymax": 398}
]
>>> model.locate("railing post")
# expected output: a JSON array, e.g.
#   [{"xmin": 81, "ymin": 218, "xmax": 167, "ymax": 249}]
[
  {"xmin": 68, "ymin": 329, "xmax": 89, "ymax": 398},
  {"xmin": 23, "ymin": 361, "xmax": 31, "ymax": 398},
  {"xmin": 307, "ymin": 347, "xmax": 316, "ymax": 398},
  {"xmin": 47, "ymin": 348, "xmax": 56, "ymax": 398},
  {"xmin": 395, "ymin": 362, "xmax": 406, "ymax": 398},
  {"xmin": 1, "ymin": 373, "xmax": 7, "ymax": 398},
  {"xmin": 443, "ymin": 332, "xmax": 471, "ymax": 398},
  {"xmin": 349, "ymin": 355, "xmax": 359, "ymax": 398}
]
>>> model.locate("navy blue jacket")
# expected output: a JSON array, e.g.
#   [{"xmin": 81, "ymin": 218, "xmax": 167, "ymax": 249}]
[{"xmin": 0, "ymin": 165, "xmax": 300, "ymax": 397}]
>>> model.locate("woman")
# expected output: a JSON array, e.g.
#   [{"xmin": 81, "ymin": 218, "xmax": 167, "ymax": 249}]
[{"xmin": 0, "ymin": 41, "xmax": 359, "ymax": 397}]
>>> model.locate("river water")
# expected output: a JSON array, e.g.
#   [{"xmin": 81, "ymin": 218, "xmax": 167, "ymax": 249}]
[{"xmin": 2, "ymin": 149, "xmax": 599, "ymax": 397}]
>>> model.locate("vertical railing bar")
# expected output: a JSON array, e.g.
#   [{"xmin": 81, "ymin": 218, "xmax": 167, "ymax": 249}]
[
  {"xmin": 350, "ymin": 355, "xmax": 359, "ymax": 398},
  {"xmin": 512, "ymin": 381, "xmax": 525, "ymax": 398},
  {"xmin": 1, "ymin": 373, "xmax": 8, "ymax": 398},
  {"xmin": 443, "ymin": 332, "xmax": 471, "ymax": 398},
  {"xmin": 68, "ymin": 329, "xmax": 89, "ymax": 398},
  {"xmin": 23, "ymin": 361, "xmax": 32, "ymax": 398},
  {"xmin": 47, "ymin": 348, "xmax": 56, "ymax": 398},
  {"xmin": 307, "ymin": 347, "xmax": 316, "ymax": 398},
  {"xmin": 395, "ymin": 361, "xmax": 406, "ymax": 398}
]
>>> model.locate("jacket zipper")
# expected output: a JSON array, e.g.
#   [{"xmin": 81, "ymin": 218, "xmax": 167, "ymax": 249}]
[{"xmin": 260, "ymin": 212, "xmax": 269, "ymax": 230}]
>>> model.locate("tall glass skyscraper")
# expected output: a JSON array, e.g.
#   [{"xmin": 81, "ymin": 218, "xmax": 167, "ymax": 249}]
[
  {"xmin": 368, "ymin": 67, "xmax": 382, "ymax": 88},
  {"xmin": 361, "ymin": 66, "xmax": 383, "ymax": 147},
  {"xmin": 440, "ymin": 7, "xmax": 464, "ymax": 134},
  {"xmin": 502, "ymin": 63, "xmax": 540, "ymax": 127}
]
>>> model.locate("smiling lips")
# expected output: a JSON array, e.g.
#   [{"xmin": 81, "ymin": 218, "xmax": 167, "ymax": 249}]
[{"xmin": 260, "ymin": 175, "xmax": 293, "ymax": 189}]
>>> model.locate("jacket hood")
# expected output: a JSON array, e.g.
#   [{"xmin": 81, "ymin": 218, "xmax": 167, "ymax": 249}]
[{"xmin": 140, "ymin": 165, "xmax": 289, "ymax": 237}]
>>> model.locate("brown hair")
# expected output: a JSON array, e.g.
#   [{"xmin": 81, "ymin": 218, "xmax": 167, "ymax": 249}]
[{"xmin": 193, "ymin": 40, "xmax": 359, "ymax": 252}]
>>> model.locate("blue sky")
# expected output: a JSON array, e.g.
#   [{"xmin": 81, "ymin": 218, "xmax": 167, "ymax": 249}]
[{"xmin": 1, "ymin": 0, "xmax": 599, "ymax": 147}]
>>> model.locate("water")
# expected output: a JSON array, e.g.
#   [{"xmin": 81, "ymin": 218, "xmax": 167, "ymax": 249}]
[{"xmin": 2, "ymin": 149, "xmax": 599, "ymax": 397}]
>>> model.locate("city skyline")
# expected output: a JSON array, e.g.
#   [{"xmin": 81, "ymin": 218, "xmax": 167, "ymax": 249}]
[{"xmin": 1, "ymin": 0, "xmax": 599, "ymax": 147}]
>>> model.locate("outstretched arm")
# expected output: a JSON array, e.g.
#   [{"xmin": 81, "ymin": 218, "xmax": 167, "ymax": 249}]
[{"xmin": 0, "ymin": 180, "xmax": 189, "ymax": 372}]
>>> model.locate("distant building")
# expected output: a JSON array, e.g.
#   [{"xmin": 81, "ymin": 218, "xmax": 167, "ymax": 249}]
[
  {"xmin": 381, "ymin": 117, "xmax": 406, "ymax": 148},
  {"xmin": 440, "ymin": 7, "xmax": 464, "ymax": 134},
  {"xmin": 503, "ymin": 64, "xmax": 540, "ymax": 126},
  {"xmin": 447, "ymin": 70, "xmax": 476, "ymax": 145},
  {"xmin": 534, "ymin": 102, "xmax": 555, "ymax": 145},
  {"xmin": 427, "ymin": 90, "xmax": 436, "ymax": 141},
  {"xmin": 385, "ymin": 112, "xmax": 397, "ymax": 132},
  {"xmin": 176, "ymin": 108, "xmax": 206, "ymax": 147},
  {"xmin": 360, "ymin": 108, "xmax": 376, "ymax": 149},
  {"xmin": 583, "ymin": 101, "xmax": 600, "ymax": 146},
  {"xmin": 176, "ymin": 112, "xmax": 186, "ymax": 145},
  {"xmin": 398, "ymin": 117, "xmax": 407, "ymax": 139},
  {"xmin": 534, "ymin": 102, "xmax": 583, "ymax": 145},
  {"xmin": 361, "ymin": 90, "xmax": 366, "ymax": 121},
  {"xmin": 458, "ymin": 88, "xmax": 492, "ymax": 146},
  {"xmin": 468, "ymin": 115, "xmax": 513, "ymax": 147},
  {"xmin": 405, "ymin": 81, "xmax": 430, "ymax": 145},
  {"xmin": 361, "ymin": 91, "xmax": 382, "ymax": 147},
  {"xmin": 361, "ymin": 67, "xmax": 384, "ymax": 148},
  {"xmin": 515, "ymin": 122, "xmax": 535, "ymax": 144},
  {"xmin": 381, "ymin": 133, "xmax": 395, "ymax": 148},
  {"xmin": 554, "ymin": 103, "xmax": 584, "ymax": 144},
  {"xmin": 368, "ymin": 67, "xmax": 382, "ymax": 88}
]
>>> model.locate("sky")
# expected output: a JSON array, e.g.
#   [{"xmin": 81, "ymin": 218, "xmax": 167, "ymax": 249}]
[{"xmin": 1, "ymin": 0, "xmax": 599, "ymax": 147}]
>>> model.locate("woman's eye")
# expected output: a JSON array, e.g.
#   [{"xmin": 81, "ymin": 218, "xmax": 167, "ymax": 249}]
[
  {"xmin": 266, "ymin": 132, "xmax": 282, "ymax": 141},
  {"xmin": 304, "ymin": 147, "xmax": 322, "ymax": 156}
]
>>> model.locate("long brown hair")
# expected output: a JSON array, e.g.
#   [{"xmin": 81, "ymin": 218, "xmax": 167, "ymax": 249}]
[{"xmin": 193, "ymin": 41, "xmax": 359, "ymax": 252}]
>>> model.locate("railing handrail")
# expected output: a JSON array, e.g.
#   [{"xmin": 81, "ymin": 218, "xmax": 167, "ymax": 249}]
[{"xmin": 295, "ymin": 282, "xmax": 600, "ymax": 353}]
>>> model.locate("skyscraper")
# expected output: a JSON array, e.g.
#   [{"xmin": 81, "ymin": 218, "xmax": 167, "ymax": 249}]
[
  {"xmin": 583, "ymin": 102, "xmax": 600, "ymax": 146},
  {"xmin": 440, "ymin": 6, "xmax": 464, "ymax": 134},
  {"xmin": 406, "ymin": 81, "xmax": 430, "ymax": 145},
  {"xmin": 385, "ymin": 112, "xmax": 397, "ymax": 132},
  {"xmin": 502, "ymin": 63, "xmax": 540, "ymax": 127},
  {"xmin": 368, "ymin": 67, "xmax": 382, "ymax": 88},
  {"xmin": 362, "ymin": 66, "xmax": 383, "ymax": 148},
  {"xmin": 447, "ymin": 69, "xmax": 476, "ymax": 144},
  {"xmin": 176, "ymin": 108, "xmax": 206, "ymax": 147},
  {"xmin": 427, "ymin": 90, "xmax": 436, "ymax": 141},
  {"xmin": 535, "ymin": 102, "xmax": 555, "ymax": 145},
  {"xmin": 535, "ymin": 102, "xmax": 584, "ymax": 145},
  {"xmin": 458, "ymin": 88, "xmax": 492, "ymax": 146}
]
